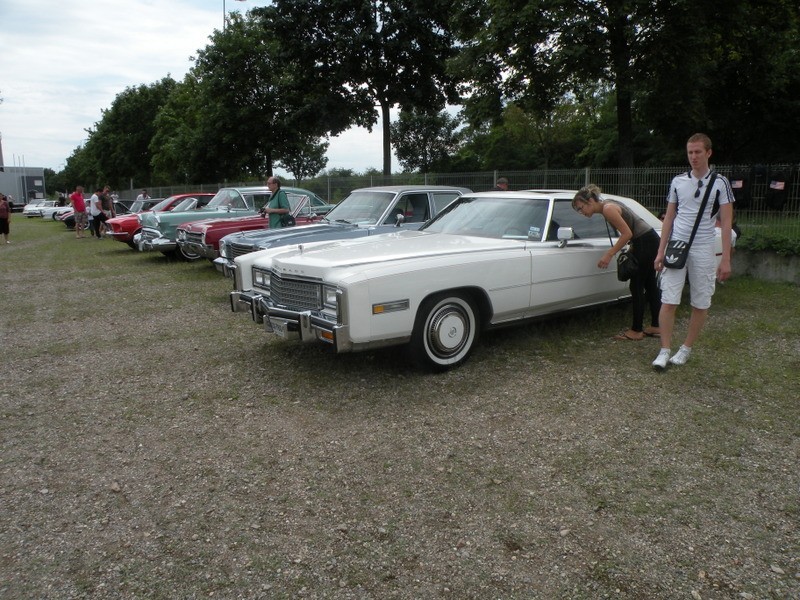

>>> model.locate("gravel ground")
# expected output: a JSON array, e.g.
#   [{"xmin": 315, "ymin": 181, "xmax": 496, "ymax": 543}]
[{"xmin": 1, "ymin": 224, "xmax": 798, "ymax": 599}]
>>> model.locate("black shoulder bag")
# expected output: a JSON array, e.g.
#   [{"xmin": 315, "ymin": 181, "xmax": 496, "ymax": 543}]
[{"xmin": 664, "ymin": 172, "xmax": 717, "ymax": 269}]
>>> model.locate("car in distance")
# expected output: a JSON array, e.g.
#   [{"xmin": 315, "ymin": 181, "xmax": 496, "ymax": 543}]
[
  {"xmin": 215, "ymin": 185, "xmax": 471, "ymax": 276},
  {"xmin": 40, "ymin": 204, "xmax": 74, "ymax": 221},
  {"xmin": 22, "ymin": 200, "xmax": 57, "ymax": 217},
  {"xmin": 175, "ymin": 188, "xmax": 328, "ymax": 261},
  {"xmin": 229, "ymin": 190, "xmax": 672, "ymax": 371},
  {"xmin": 136, "ymin": 186, "xmax": 313, "ymax": 260},
  {"xmin": 105, "ymin": 193, "xmax": 215, "ymax": 248}
]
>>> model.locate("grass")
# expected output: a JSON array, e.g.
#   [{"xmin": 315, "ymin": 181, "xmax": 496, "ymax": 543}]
[{"xmin": 1, "ymin": 217, "xmax": 799, "ymax": 599}]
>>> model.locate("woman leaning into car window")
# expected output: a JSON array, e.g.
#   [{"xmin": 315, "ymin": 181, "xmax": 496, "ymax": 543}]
[{"xmin": 572, "ymin": 184, "xmax": 661, "ymax": 341}]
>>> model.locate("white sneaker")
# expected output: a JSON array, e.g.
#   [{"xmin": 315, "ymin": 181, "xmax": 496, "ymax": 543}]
[
  {"xmin": 652, "ymin": 348, "xmax": 671, "ymax": 370},
  {"xmin": 669, "ymin": 345, "xmax": 692, "ymax": 366}
]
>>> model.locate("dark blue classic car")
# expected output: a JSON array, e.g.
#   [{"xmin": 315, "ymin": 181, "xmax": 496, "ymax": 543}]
[{"xmin": 214, "ymin": 185, "xmax": 471, "ymax": 277}]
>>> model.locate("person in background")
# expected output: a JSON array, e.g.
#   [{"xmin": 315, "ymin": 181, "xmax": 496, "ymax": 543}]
[
  {"xmin": 652, "ymin": 133, "xmax": 734, "ymax": 370},
  {"xmin": 89, "ymin": 187, "xmax": 105, "ymax": 238},
  {"xmin": 136, "ymin": 189, "xmax": 150, "ymax": 202},
  {"xmin": 98, "ymin": 186, "xmax": 116, "ymax": 237},
  {"xmin": 572, "ymin": 184, "xmax": 661, "ymax": 341},
  {"xmin": 0, "ymin": 193, "xmax": 11, "ymax": 244},
  {"xmin": 101, "ymin": 186, "xmax": 116, "ymax": 219},
  {"xmin": 69, "ymin": 185, "xmax": 87, "ymax": 238},
  {"xmin": 263, "ymin": 177, "xmax": 291, "ymax": 228},
  {"xmin": 492, "ymin": 177, "xmax": 509, "ymax": 191}
]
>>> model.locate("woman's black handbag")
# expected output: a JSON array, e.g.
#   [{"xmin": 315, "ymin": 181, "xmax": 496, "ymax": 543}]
[
  {"xmin": 616, "ymin": 247, "xmax": 639, "ymax": 281},
  {"xmin": 280, "ymin": 214, "xmax": 296, "ymax": 227},
  {"xmin": 605, "ymin": 222, "xmax": 639, "ymax": 281}
]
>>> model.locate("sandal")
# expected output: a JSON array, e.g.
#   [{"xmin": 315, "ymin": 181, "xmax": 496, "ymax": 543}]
[
  {"xmin": 644, "ymin": 327, "xmax": 661, "ymax": 337},
  {"xmin": 613, "ymin": 330, "xmax": 645, "ymax": 341}
]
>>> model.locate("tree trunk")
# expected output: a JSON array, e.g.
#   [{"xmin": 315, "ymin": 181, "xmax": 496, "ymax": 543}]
[
  {"xmin": 380, "ymin": 100, "xmax": 392, "ymax": 176},
  {"xmin": 609, "ymin": 12, "xmax": 635, "ymax": 168},
  {"xmin": 615, "ymin": 88, "xmax": 634, "ymax": 168}
]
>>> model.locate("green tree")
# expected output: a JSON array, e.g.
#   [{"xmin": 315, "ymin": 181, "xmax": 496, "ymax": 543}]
[
  {"xmin": 85, "ymin": 77, "xmax": 177, "ymax": 188},
  {"xmin": 391, "ymin": 109, "xmax": 460, "ymax": 172},
  {"xmin": 61, "ymin": 144, "xmax": 100, "ymax": 191},
  {"xmin": 152, "ymin": 12, "xmax": 352, "ymax": 182},
  {"xmin": 277, "ymin": 138, "xmax": 330, "ymax": 180},
  {"xmin": 641, "ymin": 0, "xmax": 800, "ymax": 163},
  {"xmin": 451, "ymin": 0, "xmax": 671, "ymax": 167},
  {"xmin": 272, "ymin": 0, "xmax": 458, "ymax": 175},
  {"xmin": 149, "ymin": 75, "xmax": 210, "ymax": 184}
]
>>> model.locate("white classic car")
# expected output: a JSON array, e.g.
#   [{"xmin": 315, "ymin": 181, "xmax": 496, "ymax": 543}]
[
  {"xmin": 22, "ymin": 200, "xmax": 57, "ymax": 217},
  {"xmin": 229, "ymin": 190, "xmax": 720, "ymax": 370},
  {"xmin": 40, "ymin": 204, "xmax": 74, "ymax": 220}
]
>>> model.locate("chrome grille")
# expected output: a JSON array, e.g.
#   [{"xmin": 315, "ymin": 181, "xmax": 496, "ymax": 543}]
[
  {"xmin": 270, "ymin": 273, "xmax": 321, "ymax": 311},
  {"xmin": 229, "ymin": 242, "xmax": 257, "ymax": 259},
  {"xmin": 184, "ymin": 231, "xmax": 204, "ymax": 245},
  {"xmin": 140, "ymin": 228, "xmax": 160, "ymax": 241}
]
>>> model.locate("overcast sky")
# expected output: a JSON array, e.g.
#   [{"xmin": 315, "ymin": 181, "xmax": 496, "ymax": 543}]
[{"xmin": 0, "ymin": 0, "xmax": 396, "ymax": 176}]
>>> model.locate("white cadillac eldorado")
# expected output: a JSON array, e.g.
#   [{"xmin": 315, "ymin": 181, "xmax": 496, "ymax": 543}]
[{"xmin": 229, "ymin": 190, "xmax": 722, "ymax": 371}]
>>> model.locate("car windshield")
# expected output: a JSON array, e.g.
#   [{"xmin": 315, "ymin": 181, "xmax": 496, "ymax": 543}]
[
  {"xmin": 151, "ymin": 197, "xmax": 178, "ymax": 211},
  {"xmin": 323, "ymin": 191, "xmax": 395, "ymax": 225},
  {"xmin": 127, "ymin": 200, "xmax": 149, "ymax": 213},
  {"xmin": 287, "ymin": 193, "xmax": 309, "ymax": 214},
  {"xmin": 207, "ymin": 189, "xmax": 249, "ymax": 210},
  {"xmin": 421, "ymin": 195, "xmax": 551, "ymax": 241},
  {"xmin": 173, "ymin": 198, "xmax": 199, "ymax": 211}
]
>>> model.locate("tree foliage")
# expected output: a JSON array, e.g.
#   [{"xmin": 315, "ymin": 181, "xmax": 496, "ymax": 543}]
[
  {"xmin": 88, "ymin": 77, "xmax": 177, "ymax": 188},
  {"xmin": 50, "ymin": 0, "xmax": 800, "ymax": 187},
  {"xmin": 271, "ymin": 0, "xmax": 458, "ymax": 175},
  {"xmin": 451, "ymin": 0, "xmax": 800, "ymax": 166},
  {"xmin": 276, "ymin": 138, "xmax": 330, "ymax": 181},
  {"xmin": 391, "ymin": 109, "xmax": 460, "ymax": 172}
]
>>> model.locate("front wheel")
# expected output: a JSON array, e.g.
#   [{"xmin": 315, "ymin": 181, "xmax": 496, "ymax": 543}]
[{"xmin": 410, "ymin": 293, "xmax": 479, "ymax": 371}]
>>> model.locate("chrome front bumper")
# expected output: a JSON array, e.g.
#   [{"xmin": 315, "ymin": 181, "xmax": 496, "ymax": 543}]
[
  {"xmin": 256, "ymin": 297, "xmax": 350, "ymax": 352},
  {"xmin": 229, "ymin": 290, "xmax": 265, "ymax": 323},
  {"xmin": 213, "ymin": 257, "xmax": 237, "ymax": 277},
  {"xmin": 177, "ymin": 240, "xmax": 217, "ymax": 259},
  {"xmin": 135, "ymin": 232, "xmax": 176, "ymax": 252}
]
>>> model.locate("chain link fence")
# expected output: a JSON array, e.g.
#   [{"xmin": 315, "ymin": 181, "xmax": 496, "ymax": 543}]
[{"xmin": 135, "ymin": 164, "xmax": 800, "ymax": 239}]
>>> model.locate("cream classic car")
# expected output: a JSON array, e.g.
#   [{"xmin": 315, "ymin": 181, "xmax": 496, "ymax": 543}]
[{"xmin": 229, "ymin": 190, "xmax": 716, "ymax": 370}]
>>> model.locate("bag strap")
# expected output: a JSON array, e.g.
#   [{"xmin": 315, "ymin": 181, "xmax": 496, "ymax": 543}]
[
  {"xmin": 671, "ymin": 171, "xmax": 717, "ymax": 247},
  {"xmin": 687, "ymin": 171, "xmax": 717, "ymax": 246},
  {"xmin": 603, "ymin": 201, "xmax": 630, "ymax": 250},
  {"xmin": 604, "ymin": 219, "xmax": 614, "ymax": 248}
]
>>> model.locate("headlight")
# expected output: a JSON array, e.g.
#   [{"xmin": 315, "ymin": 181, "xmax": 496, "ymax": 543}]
[
  {"xmin": 253, "ymin": 267, "xmax": 271, "ymax": 289},
  {"xmin": 177, "ymin": 229, "xmax": 186, "ymax": 242},
  {"xmin": 323, "ymin": 285, "xmax": 338, "ymax": 310},
  {"xmin": 219, "ymin": 239, "xmax": 229, "ymax": 258}
]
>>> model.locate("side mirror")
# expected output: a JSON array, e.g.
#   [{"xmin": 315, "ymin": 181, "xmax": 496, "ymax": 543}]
[
  {"xmin": 556, "ymin": 226, "xmax": 575, "ymax": 248},
  {"xmin": 394, "ymin": 212, "xmax": 405, "ymax": 227}
]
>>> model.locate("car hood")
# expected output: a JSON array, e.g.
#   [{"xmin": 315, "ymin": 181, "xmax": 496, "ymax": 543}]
[
  {"xmin": 108, "ymin": 211, "xmax": 151, "ymax": 225},
  {"xmin": 140, "ymin": 207, "xmax": 253, "ymax": 228},
  {"xmin": 225, "ymin": 221, "xmax": 359, "ymax": 246},
  {"xmin": 181, "ymin": 214, "xmax": 265, "ymax": 233},
  {"xmin": 266, "ymin": 230, "xmax": 524, "ymax": 275}
]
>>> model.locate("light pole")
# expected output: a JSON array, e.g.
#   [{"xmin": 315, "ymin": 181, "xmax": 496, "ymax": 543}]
[{"xmin": 223, "ymin": 0, "xmax": 248, "ymax": 30}]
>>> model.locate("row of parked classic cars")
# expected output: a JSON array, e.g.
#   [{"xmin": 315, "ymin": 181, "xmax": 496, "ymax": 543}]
[{"xmin": 34, "ymin": 183, "xmax": 712, "ymax": 370}]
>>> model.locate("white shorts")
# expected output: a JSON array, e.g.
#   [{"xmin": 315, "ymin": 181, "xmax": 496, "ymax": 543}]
[{"xmin": 659, "ymin": 243, "xmax": 716, "ymax": 309}]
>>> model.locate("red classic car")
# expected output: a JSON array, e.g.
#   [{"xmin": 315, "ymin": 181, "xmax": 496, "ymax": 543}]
[
  {"xmin": 105, "ymin": 193, "xmax": 216, "ymax": 248},
  {"xmin": 175, "ymin": 188, "xmax": 327, "ymax": 261}
]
